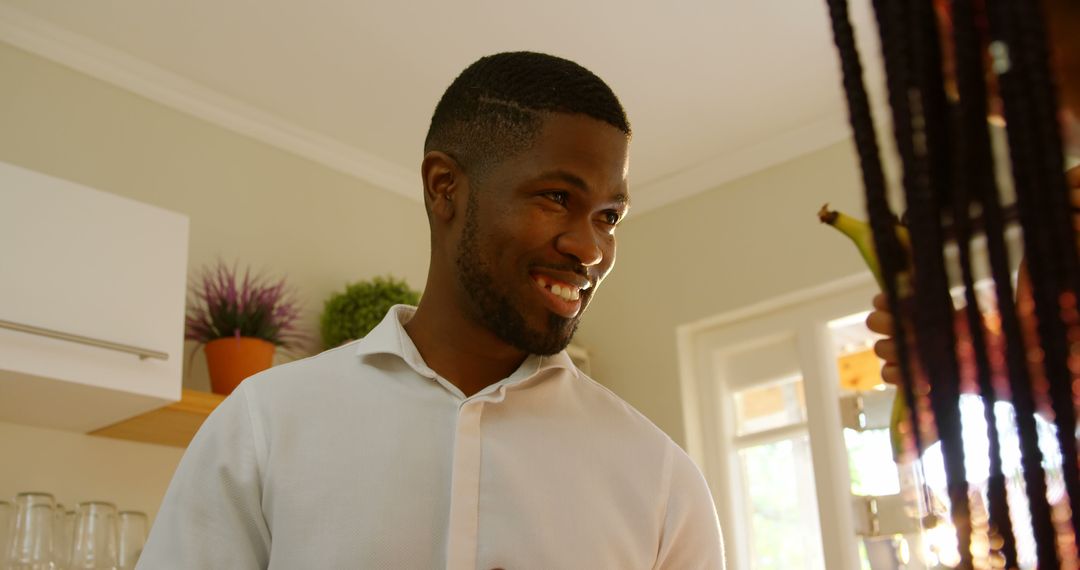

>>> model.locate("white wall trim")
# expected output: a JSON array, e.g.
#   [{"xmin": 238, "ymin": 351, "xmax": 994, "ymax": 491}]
[
  {"xmin": 0, "ymin": 3, "xmax": 885, "ymax": 216},
  {"xmin": 0, "ymin": 3, "xmax": 419, "ymax": 202},
  {"xmin": 677, "ymin": 273, "xmax": 879, "ymax": 570},
  {"xmin": 631, "ymin": 114, "xmax": 854, "ymax": 213},
  {"xmin": 676, "ymin": 272, "xmax": 875, "ymax": 473},
  {"xmin": 678, "ymin": 272, "xmax": 875, "ymax": 336}
]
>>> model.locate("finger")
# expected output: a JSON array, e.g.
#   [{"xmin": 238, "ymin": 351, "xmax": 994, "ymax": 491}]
[
  {"xmin": 1066, "ymin": 165, "xmax": 1080, "ymax": 190},
  {"xmin": 881, "ymin": 363, "xmax": 901, "ymax": 387},
  {"xmin": 872, "ymin": 292, "xmax": 890, "ymax": 311},
  {"xmin": 866, "ymin": 310, "xmax": 895, "ymax": 335},
  {"xmin": 874, "ymin": 338, "xmax": 899, "ymax": 363}
]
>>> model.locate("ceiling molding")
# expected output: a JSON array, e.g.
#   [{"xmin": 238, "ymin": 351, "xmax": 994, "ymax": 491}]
[
  {"xmin": 0, "ymin": 3, "xmax": 862, "ymax": 216},
  {"xmin": 0, "ymin": 3, "xmax": 419, "ymax": 202},
  {"xmin": 630, "ymin": 114, "xmax": 853, "ymax": 214}
]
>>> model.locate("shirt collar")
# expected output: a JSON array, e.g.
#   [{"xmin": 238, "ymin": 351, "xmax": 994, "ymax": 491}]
[{"xmin": 355, "ymin": 304, "xmax": 578, "ymax": 385}]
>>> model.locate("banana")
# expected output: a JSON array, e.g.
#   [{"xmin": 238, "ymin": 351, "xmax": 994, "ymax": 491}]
[
  {"xmin": 817, "ymin": 204, "xmax": 913, "ymax": 295},
  {"xmin": 818, "ymin": 204, "xmax": 916, "ymax": 462}
]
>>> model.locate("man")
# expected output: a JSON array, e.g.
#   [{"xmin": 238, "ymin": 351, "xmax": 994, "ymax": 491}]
[{"xmin": 139, "ymin": 52, "xmax": 724, "ymax": 569}]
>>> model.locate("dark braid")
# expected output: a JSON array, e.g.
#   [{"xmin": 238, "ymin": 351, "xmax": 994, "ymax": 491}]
[
  {"xmin": 425, "ymin": 52, "xmax": 630, "ymax": 183},
  {"xmin": 898, "ymin": 1, "xmax": 976, "ymax": 564},
  {"xmin": 830, "ymin": 0, "xmax": 1080, "ymax": 563},
  {"xmin": 867, "ymin": 0, "xmax": 930, "ymax": 460},
  {"xmin": 987, "ymin": 0, "xmax": 1076, "ymax": 562},
  {"xmin": 826, "ymin": 0, "xmax": 927, "ymax": 481},
  {"xmin": 1009, "ymin": 0, "xmax": 1080, "ymax": 546},
  {"xmin": 949, "ymin": 0, "xmax": 1020, "ymax": 564}
]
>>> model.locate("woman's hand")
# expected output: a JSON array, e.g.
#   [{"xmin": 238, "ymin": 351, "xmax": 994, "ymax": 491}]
[
  {"xmin": 866, "ymin": 166, "xmax": 1079, "ymax": 388},
  {"xmin": 866, "ymin": 293, "xmax": 902, "ymax": 386}
]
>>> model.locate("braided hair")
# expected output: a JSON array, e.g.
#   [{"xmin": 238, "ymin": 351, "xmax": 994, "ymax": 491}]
[
  {"xmin": 987, "ymin": 0, "xmax": 1080, "ymax": 563},
  {"xmin": 827, "ymin": 0, "xmax": 1079, "ymax": 565}
]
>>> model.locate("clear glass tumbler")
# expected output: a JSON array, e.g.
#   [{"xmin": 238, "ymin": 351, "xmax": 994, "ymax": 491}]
[
  {"xmin": 113, "ymin": 513, "xmax": 145, "ymax": 570},
  {"xmin": 9, "ymin": 492, "xmax": 56, "ymax": 570},
  {"xmin": 0, "ymin": 500, "xmax": 14, "ymax": 570},
  {"xmin": 51, "ymin": 509, "xmax": 74, "ymax": 570},
  {"xmin": 69, "ymin": 503, "xmax": 116, "ymax": 570}
]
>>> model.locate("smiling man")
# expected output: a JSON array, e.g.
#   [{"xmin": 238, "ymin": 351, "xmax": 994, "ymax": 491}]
[{"xmin": 140, "ymin": 52, "xmax": 723, "ymax": 569}]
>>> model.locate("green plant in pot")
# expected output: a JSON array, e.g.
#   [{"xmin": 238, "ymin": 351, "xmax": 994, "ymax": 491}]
[
  {"xmin": 321, "ymin": 276, "xmax": 420, "ymax": 349},
  {"xmin": 185, "ymin": 260, "xmax": 304, "ymax": 395}
]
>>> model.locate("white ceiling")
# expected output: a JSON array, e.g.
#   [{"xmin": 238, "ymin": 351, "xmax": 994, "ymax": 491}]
[{"xmin": 0, "ymin": 0, "xmax": 883, "ymax": 213}]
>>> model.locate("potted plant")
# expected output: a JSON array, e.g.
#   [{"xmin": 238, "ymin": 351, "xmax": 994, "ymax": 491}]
[
  {"xmin": 320, "ymin": 276, "xmax": 420, "ymax": 349},
  {"xmin": 185, "ymin": 260, "xmax": 304, "ymax": 395}
]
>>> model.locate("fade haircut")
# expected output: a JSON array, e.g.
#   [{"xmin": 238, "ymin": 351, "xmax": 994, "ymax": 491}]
[{"xmin": 424, "ymin": 51, "xmax": 631, "ymax": 183}]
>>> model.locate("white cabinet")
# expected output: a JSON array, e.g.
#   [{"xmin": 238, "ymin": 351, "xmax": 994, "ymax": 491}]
[{"xmin": 0, "ymin": 161, "xmax": 189, "ymax": 432}]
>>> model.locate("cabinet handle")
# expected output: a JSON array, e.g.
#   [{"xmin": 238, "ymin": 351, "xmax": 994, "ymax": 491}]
[{"xmin": 0, "ymin": 318, "xmax": 168, "ymax": 361}]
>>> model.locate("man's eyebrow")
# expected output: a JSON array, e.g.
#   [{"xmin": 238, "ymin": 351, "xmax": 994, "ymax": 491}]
[{"xmin": 535, "ymin": 170, "xmax": 631, "ymax": 207}]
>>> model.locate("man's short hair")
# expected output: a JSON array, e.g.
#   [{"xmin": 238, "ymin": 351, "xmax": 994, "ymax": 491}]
[{"xmin": 424, "ymin": 51, "xmax": 631, "ymax": 182}]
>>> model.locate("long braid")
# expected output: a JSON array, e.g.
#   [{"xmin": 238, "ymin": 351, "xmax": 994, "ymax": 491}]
[
  {"xmin": 868, "ymin": 0, "xmax": 929, "ymax": 460},
  {"xmin": 985, "ymin": 0, "xmax": 1066, "ymax": 564},
  {"xmin": 869, "ymin": 0, "xmax": 981, "ymax": 561},
  {"xmin": 830, "ymin": 0, "xmax": 1080, "ymax": 563},
  {"xmin": 900, "ymin": 1, "xmax": 976, "ymax": 565},
  {"xmin": 1011, "ymin": 0, "xmax": 1080, "ymax": 546},
  {"xmin": 948, "ymin": 0, "xmax": 1018, "ymax": 562},
  {"xmin": 824, "ymin": 0, "xmax": 924, "ymax": 454},
  {"xmin": 863, "ymin": 2, "xmax": 981, "ymax": 563},
  {"xmin": 948, "ymin": 0, "xmax": 1020, "ymax": 564}
]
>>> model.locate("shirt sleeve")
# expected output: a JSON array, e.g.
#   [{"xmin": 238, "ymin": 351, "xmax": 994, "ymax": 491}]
[
  {"xmin": 138, "ymin": 383, "xmax": 271, "ymax": 569},
  {"xmin": 653, "ymin": 447, "xmax": 725, "ymax": 570}
]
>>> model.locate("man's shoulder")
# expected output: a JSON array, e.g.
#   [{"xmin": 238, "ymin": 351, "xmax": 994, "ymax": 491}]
[
  {"xmin": 237, "ymin": 339, "xmax": 367, "ymax": 400},
  {"xmin": 567, "ymin": 369, "xmax": 682, "ymax": 452}
]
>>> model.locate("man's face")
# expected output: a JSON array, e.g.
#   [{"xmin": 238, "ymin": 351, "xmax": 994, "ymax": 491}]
[{"xmin": 453, "ymin": 113, "xmax": 630, "ymax": 355}]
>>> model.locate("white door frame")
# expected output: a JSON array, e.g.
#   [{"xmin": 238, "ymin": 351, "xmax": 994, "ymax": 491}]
[{"xmin": 676, "ymin": 273, "xmax": 879, "ymax": 570}]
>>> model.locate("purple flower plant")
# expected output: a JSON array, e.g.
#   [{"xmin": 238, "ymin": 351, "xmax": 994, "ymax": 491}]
[{"xmin": 184, "ymin": 260, "xmax": 304, "ymax": 351}]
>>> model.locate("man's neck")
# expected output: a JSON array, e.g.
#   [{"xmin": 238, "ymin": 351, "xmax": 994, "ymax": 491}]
[{"xmin": 404, "ymin": 299, "xmax": 529, "ymax": 397}]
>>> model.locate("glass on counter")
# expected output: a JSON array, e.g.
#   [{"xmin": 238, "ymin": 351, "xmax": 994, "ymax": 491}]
[
  {"xmin": 9, "ymin": 492, "xmax": 55, "ymax": 570},
  {"xmin": 1, "ymin": 492, "xmax": 147, "ymax": 570},
  {"xmin": 115, "ymin": 513, "xmax": 146, "ymax": 570},
  {"xmin": 70, "ymin": 502, "xmax": 118, "ymax": 570},
  {"xmin": 0, "ymin": 500, "xmax": 13, "ymax": 570}
]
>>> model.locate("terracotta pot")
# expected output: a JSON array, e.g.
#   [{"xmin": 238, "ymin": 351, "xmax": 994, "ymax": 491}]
[{"xmin": 204, "ymin": 337, "xmax": 276, "ymax": 395}]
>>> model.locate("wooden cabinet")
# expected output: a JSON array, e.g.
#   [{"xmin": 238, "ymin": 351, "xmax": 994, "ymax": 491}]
[{"xmin": 0, "ymin": 161, "xmax": 189, "ymax": 433}]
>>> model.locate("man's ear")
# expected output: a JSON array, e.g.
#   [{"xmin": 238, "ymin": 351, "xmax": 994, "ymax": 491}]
[{"xmin": 422, "ymin": 151, "xmax": 464, "ymax": 222}]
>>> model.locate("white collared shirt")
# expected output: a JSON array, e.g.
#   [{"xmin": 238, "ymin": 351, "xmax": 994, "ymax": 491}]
[{"xmin": 140, "ymin": 306, "xmax": 723, "ymax": 569}]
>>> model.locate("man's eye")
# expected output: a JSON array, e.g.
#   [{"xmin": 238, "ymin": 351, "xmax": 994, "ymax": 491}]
[
  {"xmin": 603, "ymin": 211, "xmax": 621, "ymax": 225},
  {"xmin": 544, "ymin": 191, "xmax": 569, "ymax": 206}
]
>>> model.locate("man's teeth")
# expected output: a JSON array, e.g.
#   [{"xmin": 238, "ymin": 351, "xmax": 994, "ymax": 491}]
[{"xmin": 534, "ymin": 277, "xmax": 580, "ymax": 302}]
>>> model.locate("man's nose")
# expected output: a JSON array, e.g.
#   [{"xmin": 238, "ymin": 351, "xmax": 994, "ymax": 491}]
[{"xmin": 555, "ymin": 219, "xmax": 603, "ymax": 267}]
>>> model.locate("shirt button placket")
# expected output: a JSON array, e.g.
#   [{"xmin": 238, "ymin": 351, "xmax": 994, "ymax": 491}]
[{"xmin": 445, "ymin": 398, "xmax": 485, "ymax": 570}]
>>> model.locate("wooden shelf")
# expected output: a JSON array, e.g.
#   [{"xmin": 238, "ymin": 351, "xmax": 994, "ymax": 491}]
[{"xmin": 89, "ymin": 389, "xmax": 224, "ymax": 448}]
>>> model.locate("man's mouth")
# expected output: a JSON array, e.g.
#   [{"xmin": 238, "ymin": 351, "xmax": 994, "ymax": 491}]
[
  {"xmin": 530, "ymin": 271, "xmax": 590, "ymax": 318},
  {"xmin": 533, "ymin": 274, "xmax": 581, "ymax": 301}
]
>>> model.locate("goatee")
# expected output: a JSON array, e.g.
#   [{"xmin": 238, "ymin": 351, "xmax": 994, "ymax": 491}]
[{"xmin": 454, "ymin": 197, "xmax": 579, "ymax": 355}]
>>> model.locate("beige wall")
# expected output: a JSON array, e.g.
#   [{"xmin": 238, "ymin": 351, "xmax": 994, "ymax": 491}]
[
  {"xmin": 0, "ymin": 42, "xmax": 432, "ymax": 390},
  {"xmin": 0, "ymin": 42, "xmax": 431, "ymax": 512},
  {"xmin": 575, "ymin": 141, "xmax": 870, "ymax": 445},
  {"xmin": 0, "ymin": 422, "xmax": 184, "ymax": 522}
]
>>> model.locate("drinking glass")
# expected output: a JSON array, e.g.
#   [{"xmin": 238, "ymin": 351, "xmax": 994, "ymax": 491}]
[
  {"xmin": 113, "ymin": 513, "xmax": 145, "ymax": 570},
  {"xmin": 9, "ymin": 492, "xmax": 56, "ymax": 570},
  {"xmin": 0, "ymin": 500, "xmax": 14, "ymax": 570},
  {"xmin": 51, "ymin": 509, "xmax": 74, "ymax": 570},
  {"xmin": 69, "ymin": 503, "xmax": 116, "ymax": 570}
]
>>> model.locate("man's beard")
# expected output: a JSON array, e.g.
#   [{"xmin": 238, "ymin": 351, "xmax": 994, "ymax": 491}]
[{"xmin": 454, "ymin": 198, "xmax": 579, "ymax": 355}]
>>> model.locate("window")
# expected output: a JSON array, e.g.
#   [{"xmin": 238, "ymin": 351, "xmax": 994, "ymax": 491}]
[{"xmin": 732, "ymin": 377, "xmax": 825, "ymax": 570}]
